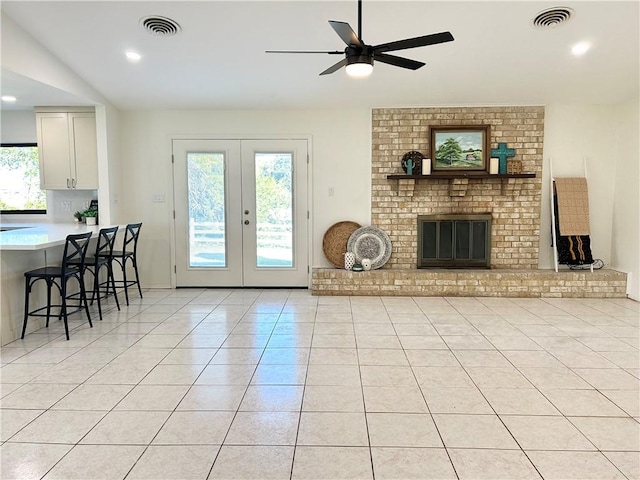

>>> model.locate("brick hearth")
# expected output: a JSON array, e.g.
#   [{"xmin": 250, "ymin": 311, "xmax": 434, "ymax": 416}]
[{"xmin": 312, "ymin": 268, "xmax": 627, "ymax": 298}]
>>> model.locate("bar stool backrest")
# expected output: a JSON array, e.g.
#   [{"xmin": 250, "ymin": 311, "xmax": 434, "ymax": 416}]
[
  {"xmin": 95, "ymin": 226, "xmax": 119, "ymax": 259},
  {"xmin": 123, "ymin": 223, "xmax": 142, "ymax": 254},
  {"xmin": 62, "ymin": 232, "xmax": 93, "ymax": 275}
]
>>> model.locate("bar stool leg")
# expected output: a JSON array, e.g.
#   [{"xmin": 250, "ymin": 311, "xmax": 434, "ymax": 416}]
[
  {"xmin": 60, "ymin": 280, "xmax": 70, "ymax": 341},
  {"xmin": 108, "ymin": 262, "xmax": 120, "ymax": 311},
  {"xmin": 132, "ymin": 258, "xmax": 143, "ymax": 299},
  {"xmin": 122, "ymin": 259, "xmax": 130, "ymax": 306},
  {"xmin": 45, "ymin": 279, "xmax": 53, "ymax": 328},
  {"xmin": 93, "ymin": 270, "xmax": 103, "ymax": 320},
  {"xmin": 79, "ymin": 276, "xmax": 93, "ymax": 329},
  {"xmin": 21, "ymin": 279, "xmax": 31, "ymax": 339}
]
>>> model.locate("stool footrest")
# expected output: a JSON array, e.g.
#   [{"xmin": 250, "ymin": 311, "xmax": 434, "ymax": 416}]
[{"xmin": 26, "ymin": 303, "xmax": 86, "ymax": 318}]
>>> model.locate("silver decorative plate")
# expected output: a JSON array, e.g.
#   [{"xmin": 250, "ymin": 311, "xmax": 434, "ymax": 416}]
[{"xmin": 347, "ymin": 226, "xmax": 392, "ymax": 269}]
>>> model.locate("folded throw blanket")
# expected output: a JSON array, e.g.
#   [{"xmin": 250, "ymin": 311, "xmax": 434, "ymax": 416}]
[
  {"xmin": 553, "ymin": 191, "xmax": 594, "ymax": 265},
  {"xmin": 554, "ymin": 178, "xmax": 590, "ymax": 235}
]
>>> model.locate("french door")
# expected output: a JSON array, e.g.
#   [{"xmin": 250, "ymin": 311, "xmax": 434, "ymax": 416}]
[{"xmin": 172, "ymin": 139, "xmax": 309, "ymax": 287}]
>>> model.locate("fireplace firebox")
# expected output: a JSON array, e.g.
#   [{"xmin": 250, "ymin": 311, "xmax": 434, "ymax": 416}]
[{"xmin": 417, "ymin": 214, "xmax": 492, "ymax": 268}]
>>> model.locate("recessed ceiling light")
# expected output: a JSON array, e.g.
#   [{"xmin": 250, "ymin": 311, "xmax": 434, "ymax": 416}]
[
  {"xmin": 125, "ymin": 50, "xmax": 142, "ymax": 62},
  {"xmin": 1, "ymin": 95, "xmax": 17, "ymax": 102},
  {"xmin": 571, "ymin": 42, "xmax": 591, "ymax": 56}
]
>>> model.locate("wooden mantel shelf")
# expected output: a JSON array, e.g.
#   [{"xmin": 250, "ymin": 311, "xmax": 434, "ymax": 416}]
[
  {"xmin": 387, "ymin": 172, "xmax": 536, "ymax": 197},
  {"xmin": 387, "ymin": 173, "xmax": 536, "ymax": 180}
]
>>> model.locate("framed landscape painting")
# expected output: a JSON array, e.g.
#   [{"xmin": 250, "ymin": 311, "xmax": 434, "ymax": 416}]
[{"xmin": 430, "ymin": 125, "xmax": 490, "ymax": 172}]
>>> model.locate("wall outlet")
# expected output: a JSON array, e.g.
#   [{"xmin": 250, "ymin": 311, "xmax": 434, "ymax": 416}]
[
  {"xmin": 328, "ymin": 187, "xmax": 335, "ymax": 197},
  {"xmin": 61, "ymin": 201, "xmax": 72, "ymax": 212},
  {"xmin": 152, "ymin": 193, "xmax": 166, "ymax": 203}
]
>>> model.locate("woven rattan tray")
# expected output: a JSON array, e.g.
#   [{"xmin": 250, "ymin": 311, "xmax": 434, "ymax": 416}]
[{"xmin": 322, "ymin": 221, "xmax": 362, "ymax": 268}]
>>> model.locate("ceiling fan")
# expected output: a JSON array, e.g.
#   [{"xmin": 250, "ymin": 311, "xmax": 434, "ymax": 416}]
[{"xmin": 266, "ymin": 0, "xmax": 454, "ymax": 77}]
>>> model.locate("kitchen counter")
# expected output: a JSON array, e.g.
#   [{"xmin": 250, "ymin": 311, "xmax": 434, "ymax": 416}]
[
  {"xmin": 0, "ymin": 222, "xmax": 107, "ymax": 250},
  {"xmin": 0, "ymin": 222, "xmax": 124, "ymax": 345}
]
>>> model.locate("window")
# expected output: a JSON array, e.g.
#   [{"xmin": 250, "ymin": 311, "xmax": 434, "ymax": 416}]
[{"xmin": 0, "ymin": 143, "xmax": 46, "ymax": 214}]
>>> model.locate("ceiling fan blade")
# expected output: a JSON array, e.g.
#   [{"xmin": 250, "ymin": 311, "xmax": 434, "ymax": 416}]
[
  {"xmin": 266, "ymin": 50, "xmax": 343, "ymax": 54},
  {"xmin": 373, "ymin": 31, "xmax": 454, "ymax": 53},
  {"xmin": 375, "ymin": 53, "xmax": 425, "ymax": 70},
  {"xmin": 329, "ymin": 20, "xmax": 362, "ymax": 47},
  {"xmin": 320, "ymin": 58, "xmax": 348, "ymax": 76}
]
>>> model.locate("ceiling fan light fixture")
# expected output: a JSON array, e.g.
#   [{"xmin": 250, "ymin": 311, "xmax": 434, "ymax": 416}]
[{"xmin": 346, "ymin": 55, "xmax": 373, "ymax": 77}]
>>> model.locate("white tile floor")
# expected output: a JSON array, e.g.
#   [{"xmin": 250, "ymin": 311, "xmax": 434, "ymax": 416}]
[{"xmin": 1, "ymin": 289, "xmax": 639, "ymax": 480}]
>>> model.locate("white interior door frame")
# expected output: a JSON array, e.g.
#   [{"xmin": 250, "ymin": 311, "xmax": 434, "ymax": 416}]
[{"xmin": 168, "ymin": 134, "xmax": 313, "ymax": 289}]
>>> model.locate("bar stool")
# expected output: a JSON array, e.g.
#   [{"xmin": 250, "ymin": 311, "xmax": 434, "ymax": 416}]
[
  {"xmin": 69, "ymin": 226, "xmax": 120, "ymax": 320},
  {"xmin": 100, "ymin": 222, "xmax": 143, "ymax": 305},
  {"xmin": 22, "ymin": 232, "xmax": 93, "ymax": 341}
]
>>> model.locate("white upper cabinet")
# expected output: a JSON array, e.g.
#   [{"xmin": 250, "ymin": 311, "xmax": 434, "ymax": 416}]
[{"xmin": 35, "ymin": 108, "xmax": 98, "ymax": 190}]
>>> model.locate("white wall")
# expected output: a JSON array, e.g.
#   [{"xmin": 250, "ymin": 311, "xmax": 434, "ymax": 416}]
[
  {"xmin": 1, "ymin": 110, "xmax": 36, "ymax": 143},
  {"xmin": 540, "ymin": 105, "xmax": 618, "ymax": 269},
  {"xmin": 611, "ymin": 97, "xmax": 640, "ymax": 300},
  {"xmin": 121, "ymin": 105, "xmax": 639, "ymax": 291},
  {"xmin": 119, "ymin": 109, "xmax": 371, "ymax": 288},
  {"xmin": 541, "ymin": 103, "xmax": 640, "ymax": 298},
  {"xmin": 95, "ymin": 104, "xmax": 123, "ymax": 224}
]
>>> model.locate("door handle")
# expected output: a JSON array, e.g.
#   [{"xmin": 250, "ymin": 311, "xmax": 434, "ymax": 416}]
[
  {"xmin": 244, "ymin": 220, "xmax": 250, "ymax": 225},
  {"xmin": 71, "ymin": 178, "xmax": 76, "ymax": 188},
  {"xmin": 67, "ymin": 178, "xmax": 71, "ymax": 188},
  {"xmin": 244, "ymin": 210, "xmax": 250, "ymax": 215}
]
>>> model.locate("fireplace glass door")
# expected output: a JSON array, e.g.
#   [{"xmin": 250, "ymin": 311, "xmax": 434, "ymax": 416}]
[{"xmin": 418, "ymin": 214, "xmax": 491, "ymax": 268}]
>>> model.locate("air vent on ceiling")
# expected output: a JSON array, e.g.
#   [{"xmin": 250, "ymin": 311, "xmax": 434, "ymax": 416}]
[
  {"xmin": 532, "ymin": 7, "xmax": 574, "ymax": 29},
  {"xmin": 140, "ymin": 16, "xmax": 181, "ymax": 36}
]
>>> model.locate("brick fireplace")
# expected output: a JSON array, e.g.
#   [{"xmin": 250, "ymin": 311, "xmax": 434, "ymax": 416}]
[
  {"xmin": 311, "ymin": 106, "xmax": 627, "ymax": 297},
  {"xmin": 372, "ymin": 106, "xmax": 544, "ymax": 269}
]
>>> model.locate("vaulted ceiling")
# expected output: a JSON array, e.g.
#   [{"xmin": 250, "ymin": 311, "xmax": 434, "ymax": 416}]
[{"xmin": 2, "ymin": 1, "xmax": 638, "ymax": 110}]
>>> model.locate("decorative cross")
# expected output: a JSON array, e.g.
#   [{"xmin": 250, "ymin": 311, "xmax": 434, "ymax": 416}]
[{"xmin": 491, "ymin": 143, "xmax": 516, "ymax": 174}]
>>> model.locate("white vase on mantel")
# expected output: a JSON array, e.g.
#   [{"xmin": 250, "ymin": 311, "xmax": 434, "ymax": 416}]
[{"xmin": 422, "ymin": 159, "xmax": 431, "ymax": 175}]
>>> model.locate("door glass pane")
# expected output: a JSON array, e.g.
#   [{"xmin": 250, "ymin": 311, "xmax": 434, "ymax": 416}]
[
  {"xmin": 255, "ymin": 153, "xmax": 293, "ymax": 267},
  {"xmin": 187, "ymin": 152, "xmax": 226, "ymax": 267}
]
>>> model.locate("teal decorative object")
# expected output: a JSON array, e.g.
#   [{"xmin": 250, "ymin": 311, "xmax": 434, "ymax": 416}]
[
  {"xmin": 405, "ymin": 158, "xmax": 414, "ymax": 175},
  {"xmin": 490, "ymin": 143, "xmax": 516, "ymax": 174},
  {"xmin": 402, "ymin": 151, "xmax": 425, "ymax": 175}
]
